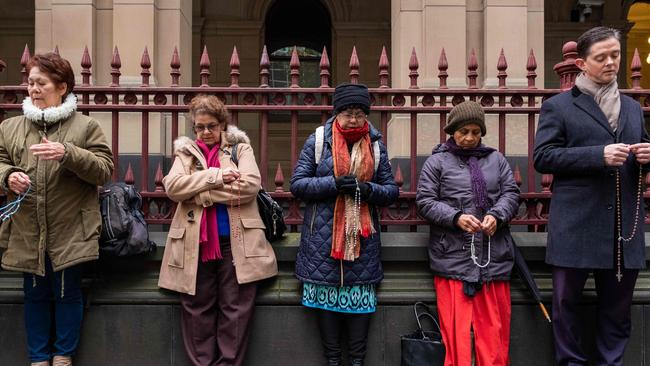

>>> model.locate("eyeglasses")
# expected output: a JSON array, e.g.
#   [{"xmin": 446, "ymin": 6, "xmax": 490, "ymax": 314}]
[
  {"xmin": 340, "ymin": 111, "xmax": 367, "ymax": 120},
  {"xmin": 193, "ymin": 123, "xmax": 222, "ymax": 133}
]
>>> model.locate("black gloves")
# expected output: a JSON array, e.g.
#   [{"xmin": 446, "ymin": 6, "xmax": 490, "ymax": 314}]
[
  {"xmin": 358, "ymin": 182, "xmax": 372, "ymax": 200},
  {"xmin": 335, "ymin": 175, "xmax": 357, "ymax": 190},
  {"xmin": 335, "ymin": 175, "xmax": 372, "ymax": 201}
]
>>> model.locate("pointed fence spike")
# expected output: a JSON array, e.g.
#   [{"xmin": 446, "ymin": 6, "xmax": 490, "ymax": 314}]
[
  {"xmin": 230, "ymin": 46, "xmax": 240, "ymax": 87},
  {"xmin": 274, "ymin": 163, "xmax": 285, "ymax": 192},
  {"xmin": 409, "ymin": 47, "xmax": 419, "ymax": 89},
  {"xmin": 260, "ymin": 45, "xmax": 270, "ymax": 87},
  {"xmin": 541, "ymin": 174, "xmax": 553, "ymax": 193},
  {"xmin": 378, "ymin": 46, "xmax": 390, "ymax": 88},
  {"xmin": 497, "ymin": 48, "xmax": 508, "ymax": 89},
  {"xmin": 124, "ymin": 163, "xmax": 135, "ymax": 185},
  {"xmin": 170, "ymin": 46, "xmax": 181, "ymax": 87},
  {"xmin": 110, "ymin": 46, "xmax": 121, "ymax": 87},
  {"xmin": 20, "ymin": 44, "xmax": 31, "ymax": 85},
  {"xmin": 141, "ymin": 46, "xmax": 151, "ymax": 86},
  {"xmin": 631, "ymin": 48, "xmax": 642, "ymax": 90},
  {"xmin": 467, "ymin": 48, "xmax": 478, "ymax": 89},
  {"xmin": 154, "ymin": 162, "xmax": 165, "ymax": 192},
  {"xmin": 200, "ymin": 45, "xmax": 211, "ymax": 87},
  {"xmin": 438, "ymin": 48, "xmax": 449, "ymax": 89},
  {"xmin": 527, "ymin": 49, "xmax": 537, "ymax": 89},
  {"xmin": 320, "ymin": 46, "xmax": 330, "ymax": 88},
  {"xmin": 290, "ymin": 46, "xmax": 300, "ymax": 88},
  {"xmin": 349, "ymin": 46, "xmax": 360, "ymax": 84},
  {"xmin": 513, "ymin": 165, "xmax": 522, "ymax": 187},
  {"xmin": 81, "ymin": 46, "xmax": 92, "ymax": 86}
]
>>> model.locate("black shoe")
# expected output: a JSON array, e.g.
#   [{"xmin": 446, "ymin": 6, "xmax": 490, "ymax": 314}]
[
  {"xmin": 349, "ymin": 358, "xmax": 364, "ymax": 366},
  {"xmin": 327, "ymin": 358, "xmax": 342, "ymax": 366}
]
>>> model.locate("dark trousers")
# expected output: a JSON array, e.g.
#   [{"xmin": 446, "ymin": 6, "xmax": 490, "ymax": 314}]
[
  {"xmin": 180, "ymin": 244, "xmax": 257, "ymax": 366},
  {"xmin": 317, "ymin": 309, "xmax": 372, "ymax": 362},
  {"xmin": 552, "ymin": 266, "xmax": 638, "ymax": 366},
  {"xmin": 23, "ymin": 257, "xmax": 84, "ymax": 362}
]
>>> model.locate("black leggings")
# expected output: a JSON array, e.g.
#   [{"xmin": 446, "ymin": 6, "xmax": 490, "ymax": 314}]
[{"xmin": 317, "ymin": 309, "xmax": 372, "ymax": 360}]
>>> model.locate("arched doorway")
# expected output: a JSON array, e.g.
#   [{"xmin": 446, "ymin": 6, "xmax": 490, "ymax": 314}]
[
  {"xmin": 264, "ymin": 0, "xmax": 332, "ymax": 87},
  {"xmin": 627, "ymin": 1, "xmax": 650, "ymax": 89}
]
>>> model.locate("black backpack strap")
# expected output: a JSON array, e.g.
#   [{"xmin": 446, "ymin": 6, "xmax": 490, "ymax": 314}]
[{"xmin": 231, "ymin": 143, "xmax": 239, "ymax": 166}]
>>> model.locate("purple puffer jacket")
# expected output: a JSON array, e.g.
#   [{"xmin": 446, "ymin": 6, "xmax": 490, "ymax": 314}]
[{"xmin": 415, "ymin": 143, "xmax": 520, "ymax": 283}]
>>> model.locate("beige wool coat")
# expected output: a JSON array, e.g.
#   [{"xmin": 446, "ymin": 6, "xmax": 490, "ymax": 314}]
[{"xmin": 158, "ymin": 125, "xmax": 278, "ymax": 295}]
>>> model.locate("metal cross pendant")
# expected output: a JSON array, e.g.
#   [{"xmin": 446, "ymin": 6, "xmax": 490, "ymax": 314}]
[{"xmin": 616, "ymin": 270, "xmax": 623, "ymax": 282}]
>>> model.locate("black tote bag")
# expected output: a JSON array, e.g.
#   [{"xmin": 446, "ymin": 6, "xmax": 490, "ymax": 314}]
[{"xmin": 400, "ymin": 302, "xmax": 446, "ymax": 366}]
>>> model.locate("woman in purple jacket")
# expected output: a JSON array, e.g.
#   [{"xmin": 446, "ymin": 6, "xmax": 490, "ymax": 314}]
[{"xmin": 416, "ymin": 100, "xmax": 520, "ymax": 366}]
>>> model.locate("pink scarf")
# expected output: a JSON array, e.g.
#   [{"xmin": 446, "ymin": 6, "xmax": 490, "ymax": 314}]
[{"xmin": 196, "ymin": 139, "xmax": 222, "ymax": 261}]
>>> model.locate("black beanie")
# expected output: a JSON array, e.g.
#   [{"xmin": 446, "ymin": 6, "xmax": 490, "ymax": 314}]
[
  {"xmin": 444, "ymin": 100, "xmax": 486, "ymax": 136},
  {"xmin": 332, "ymin": 83, "xmax": 371, "ymax": 115}
]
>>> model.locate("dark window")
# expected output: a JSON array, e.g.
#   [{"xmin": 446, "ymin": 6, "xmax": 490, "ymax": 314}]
[{"xmin": 265, "ymin": 0, "xmax": 331, "ymax": 88}]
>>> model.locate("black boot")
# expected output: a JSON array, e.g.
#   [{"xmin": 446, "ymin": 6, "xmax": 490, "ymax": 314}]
[
  {"xmin": 327, "ymin": 358, "xmax": 342, "ymax": 366},
  {"xmin": 349, "ymin": 358, "xmax": 364, "ymax": 366}
]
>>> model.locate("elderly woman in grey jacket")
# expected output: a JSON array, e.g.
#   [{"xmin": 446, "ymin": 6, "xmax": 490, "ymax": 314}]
[{"xmin": 415, "ymin": 101, "xmax": 519, "ymax": 366}]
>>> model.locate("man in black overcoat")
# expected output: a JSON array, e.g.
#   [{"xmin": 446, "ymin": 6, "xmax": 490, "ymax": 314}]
[{"xmin": 534, "ymin": 26, "xmax": 650, "ymax": 366}]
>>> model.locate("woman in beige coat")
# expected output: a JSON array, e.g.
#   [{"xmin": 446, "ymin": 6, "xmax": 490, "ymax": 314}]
[{"xmin": 158, "ymin": 94, "xmax": 277, "ymax": 366}]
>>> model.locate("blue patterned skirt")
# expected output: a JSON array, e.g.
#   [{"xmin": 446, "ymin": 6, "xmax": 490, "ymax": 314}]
[{"xmin": 302, "ymin": 282, "xmax": 377, "ymax": 314}]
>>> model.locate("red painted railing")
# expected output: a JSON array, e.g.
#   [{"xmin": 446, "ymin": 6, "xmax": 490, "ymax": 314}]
[{"xmin": 1, "ymin": 42, "xmax": 649, "ymax": 230}]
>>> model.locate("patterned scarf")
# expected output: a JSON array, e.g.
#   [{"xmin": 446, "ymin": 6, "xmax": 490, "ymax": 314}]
[
  {"xmin": 574, "ymin": 72, "xmax": 621, "ymax": 131},
  {"xmin": 196, "ymin": 139, "xmax": 222, "ymax": 262},
  {"xmin": 444, "ymin": 137, "xmax": 495, "ymax": 212},
  {"xmin": 331, "ymin": 120, "xmax": 376, "ymax": 261}
]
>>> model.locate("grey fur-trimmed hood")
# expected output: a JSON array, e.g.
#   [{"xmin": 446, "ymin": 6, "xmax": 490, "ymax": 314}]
[{"xmin": 173, "ymin": 124, "xmax": 251, "ymax": 154}]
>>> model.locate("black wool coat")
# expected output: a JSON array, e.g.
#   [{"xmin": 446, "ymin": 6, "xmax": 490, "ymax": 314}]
[{"xmin": 534, "ymin": 86, "xmax": 649, "ymax": 269}]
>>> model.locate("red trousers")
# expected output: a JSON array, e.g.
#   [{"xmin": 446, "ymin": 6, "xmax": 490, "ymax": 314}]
[{"xmin": 434, "ymin": 277, "xmax": 511, "ymax": 366}]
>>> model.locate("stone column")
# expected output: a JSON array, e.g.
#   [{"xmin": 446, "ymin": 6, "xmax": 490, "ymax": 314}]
[
  {"xmin": 392, "ymin": 0, "xmax": 470, "ymax": 88},
  {"xmin": 35, "ymin": 0, "xmax": 97, "ymax": 81},
  {"xmin": 482, "ymin": 0, "xmax": 530, "ymax": 88}
]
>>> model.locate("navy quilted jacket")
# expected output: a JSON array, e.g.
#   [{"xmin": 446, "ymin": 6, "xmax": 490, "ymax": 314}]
[{"xmin": 290, "ymin": 117, "xmax": 399, "ymax": 286}]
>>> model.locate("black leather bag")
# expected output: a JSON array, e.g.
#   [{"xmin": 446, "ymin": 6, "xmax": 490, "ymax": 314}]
[
  {"xmin": 401, "ymin": 302, "xmax": 446, "ymax": 366},
  {"xmin": 231, "ymin": 144, "xmax": 286, "ymax": 242}
]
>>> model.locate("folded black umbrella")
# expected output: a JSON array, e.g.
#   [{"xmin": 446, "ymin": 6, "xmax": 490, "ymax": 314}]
[{"xmin": 512, "ymin": 242, "xmax": 551, "ymax": 323}]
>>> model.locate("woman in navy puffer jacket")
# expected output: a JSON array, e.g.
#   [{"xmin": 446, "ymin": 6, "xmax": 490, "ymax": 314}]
[{"xmin": 290, "ymin": 83, "xmax": 398, "ymax": 366}]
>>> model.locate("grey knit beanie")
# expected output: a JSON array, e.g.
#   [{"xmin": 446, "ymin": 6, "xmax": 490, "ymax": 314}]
[{"xmin": 444, "ymin": 100, "xmax": 486, "ymax": 136}]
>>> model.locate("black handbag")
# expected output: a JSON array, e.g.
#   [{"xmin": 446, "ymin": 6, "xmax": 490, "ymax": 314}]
[
  {"xmin": 231, "ymin": 144, "xmax": 286, "ymax": 242},
  {"xmin": 401, "ymin": 302, "xmax": 446, "ymax": 366}
]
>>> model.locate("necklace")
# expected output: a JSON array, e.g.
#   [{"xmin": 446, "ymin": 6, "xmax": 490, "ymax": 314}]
[
  {"xmin": 470, "ymin": 233, "xmax": 491, "ymax": 268},
  {"xmin": 344, "ymin": 178, "xmax": 361, "ymax": 253},
  {"xmin": 615, "ymin": 166, "xmax": 643, "ymax": 282}
]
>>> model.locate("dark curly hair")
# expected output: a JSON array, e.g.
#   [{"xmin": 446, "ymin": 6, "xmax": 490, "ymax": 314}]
[{"xmin": 26, "ymin": 53, "xmax": 75, "ymax": 98}]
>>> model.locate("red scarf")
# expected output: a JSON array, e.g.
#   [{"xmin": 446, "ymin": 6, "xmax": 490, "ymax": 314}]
[
  {"xmin": 331, "ymin": 120, "xmax": 375, "ymax": 261},
  {"xmin": 196, "ymin": 139, "xmax": 222, "ymax": 261},
  {"xmin": 335, "ymin": 121, "xmax": 369, "ymax": 145}
]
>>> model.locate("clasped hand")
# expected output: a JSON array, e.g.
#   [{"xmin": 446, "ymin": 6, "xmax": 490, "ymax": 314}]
[
  {"xmin": 605, "ymin": 143, "xmax": 650, "ymax": 166},
  {"xmin": 335, "ymin": 174, "xmax": 371, "ymax": 200},
  {"xmin": 29, "ymin": 137, "xmax": 65, "ymax": 162},
  {"xmin": 222, "ymin": 167, "xmax": 240, "ymax": 183},
  {"xmin": 456, "ymin": 214, "xmax": 497, "ymax": 236}
]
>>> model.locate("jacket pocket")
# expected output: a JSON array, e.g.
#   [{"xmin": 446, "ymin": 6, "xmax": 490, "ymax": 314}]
[
  {"xmin": 81, "ymin": 209, "xmax": 102, "ymax": 241},
  {"xmin": 240, "ymin": 218, "xmax": 269, "ymax": 257},
  {"xmin": 434, "ymin": 231, "xmax": 467, "ymax": 256},
  {"xmin": 167, "ymin": 227, "xmax": 186, "ymax": 268},
  {"xmin": 491, "ymin": 230, "xmax": 514, "ymax": 263}
]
